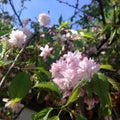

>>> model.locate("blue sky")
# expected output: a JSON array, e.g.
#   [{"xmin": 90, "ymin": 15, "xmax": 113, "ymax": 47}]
[{"xmin": 4, "ymin": 0, "xmax": 90, "ymax": 26}]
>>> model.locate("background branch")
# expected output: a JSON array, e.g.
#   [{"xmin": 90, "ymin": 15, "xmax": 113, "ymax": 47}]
[
  {"xmin": 97, "ymin": 0, "xmax": 106, "ymax": 25},
  {"xmin": 8, "ymin": 0, "xmax": 23, "ymax": 27},
  {"xmin": 56, "ymin": 0, "xmax": 81, "ymax": 11}
]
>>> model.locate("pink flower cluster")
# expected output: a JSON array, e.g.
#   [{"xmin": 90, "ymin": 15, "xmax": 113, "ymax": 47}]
[
  {"xmin": 50, "ymin": 50, "xmax": 100, "ymax": 91},
  {"xmin": 40, "ymin": 44, "xmax": 53, "ymax": 61},
  {"xmin": 9, "ymin": 30, "xmax": 27, "ymax": 48},
  {"xmin": 9, "ymin": 27, "xmax": 32, "ymax": 48},
  {"xmin": 38, "ymin": 13, "xmax": 50, "ymax": 26}
]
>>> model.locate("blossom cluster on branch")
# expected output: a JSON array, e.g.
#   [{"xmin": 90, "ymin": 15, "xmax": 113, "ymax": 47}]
[
  {"xmin": 8, "ymin": 27, "xmax": 32, "ymax": 48},
  {"xmin": 50, "ymin": 50, "xmax": 100, "ymax": 92}
]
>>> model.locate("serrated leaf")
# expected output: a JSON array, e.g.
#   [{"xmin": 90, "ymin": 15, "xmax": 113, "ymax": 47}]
[
  {"xmin": 33, "ymin": 82, "xmax": 60, "ymax": 94},
  {"xmin": 32, "ymin": 107, "xmax": 53, "ymax": 120},
  {"xmin": 65, "ymin": 86, "xmax": 80, "ymax": 107},
  {"xmin": 35, "ymin": 67, "xmax": 51, "ymax": 78},
  {"xmin": 9, "ymin": 72, "xmax": 31, "ymax": 100},
  {"xmin": 107, "ymin": 77, "xmax": 120, "ymax": 91},
  {"xmin": 100, "ymin": 64, "xmax": 115, "ymax": 71},
  {"xmin": 64, "ymin": 80, "xmax": 88, "ymax": 107},
  {"xmin": 85, "ymin": 81, "xmax": 94, "ymax": 98},
  {"xmin": 99, "ymin": 93, "xmax": 112, "ymax": 116},
  {"xmin": 92, "ymin": 73, "xmax": 112, "ymax": 116},
  {"xmin": 92, "ymin": 73, "xmax": 109, "ymax": 98}
]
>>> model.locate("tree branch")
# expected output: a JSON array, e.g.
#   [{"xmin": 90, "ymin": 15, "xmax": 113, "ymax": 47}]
[
  {"xmin": 56, "ymin": 0, "xmax": 81, "ymax": 11},
  {"xmin": 97, "ymin": 0, "xmax": 106, "ymax": 25},
  {"xmin": 75, "ymin": 0, "xmax": 79, "ymax": 10},
  {"xmin": 8, "ymin": 0, "xmax": 23, "ymax": 27}
]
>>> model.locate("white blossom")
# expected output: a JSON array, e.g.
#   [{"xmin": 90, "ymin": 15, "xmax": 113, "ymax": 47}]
[
  {"xmin": 9, "ymin": 30, "xmax": 27, "ymax": 48},
  {"xmin": 38, "ymin": 13, "xmax": 50, "ymax": 26},
  {"xmin": 40, "ymin": 44, "xmax": 53, "ymax": 61},
  {"xmin": 8, "ymin": 28, "xmax": 32, "ymax": 48}
]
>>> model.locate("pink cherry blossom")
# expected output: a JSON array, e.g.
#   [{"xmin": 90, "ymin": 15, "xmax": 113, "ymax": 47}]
[
  {"xmin": 8, "ymin": 28, "xmax": 32, "ymax": 48},
  {"xmin": 9, "ymin": 30, "xmax": 27, "ymax": 48},
  {"xmin": 40, "ymin": 44, "xmax": 53, "ymax": 61},
  {"xmin": 50, "ymin": 50, "xmax": 100, "ymax": 92},
  {"xmin": 38, "ymin": 13, "xmax": 50, "ymax": 26}
]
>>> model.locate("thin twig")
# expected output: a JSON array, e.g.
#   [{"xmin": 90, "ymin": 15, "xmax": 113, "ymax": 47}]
[
  {"xmin": 56, "ymin": 0, "xmax": 81, "ymax": 11},
  {"xmin": 18, "ymin": 1, "xmax": 25, "ymax": 17},
  {"xmin": 75, "ymin": 0, "xmax": 79, "ymax": 10},
  {"xmin": 8, "ymin": 0, "xmax": 23, "ymax": 27},
  {"xmin": 0, "ymin": 34, "xmax": 35, "ymax": 88}
]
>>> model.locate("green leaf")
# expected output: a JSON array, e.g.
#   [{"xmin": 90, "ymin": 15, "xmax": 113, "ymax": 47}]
[
  {"xmin": 9, "ymin": 72, "xmax": 31, "ymax": 100},
  {"xmin": 92, "ymin": 73, "xmax": 109, "ymax": 98},
  {"xmin": 11, "ymin": 97, "xmax": 23, "ymax": 108},
  {"xmin": 35, "ymin": 67, "xmax": 51, "ymax": 78},
  {"xmin": 32, "ymin": 107, "xmax": 53, "ymax": 120},
  {"xmin": 98, "ymin": 93, "xmax": 112, "ymax": 116},
  {"xmin": 65, "ymin": 85, "xmax": 80, "ymax": 107},
  {"xmin": 33, "ymin": 82, "xmax": 60, "ymax": 94},
  {"xmin": 79, "ymin": 32, "xmax": 93, "ymax": 39},
  {"xmin": 85, "ymin": 81, "xmax": 94, "ymax": 98},
  {"xmin": 92, "ymin": 73, "xmax": 112, "ymax": 116},
  {"xmin": 73, "ymin": 40, "xmax": 83, "ymax": 49},
  {"xmin": 100, "ymin": 64, "xmax": 115, "ymax": 71},
  {"xmin": 58, "ymin": 21, "xmax": 71, "ymax": 29},
  {"xmin": 75, "ymin": 114, "xmax": 87, "ymax": 120},
  {"xmin": 109, "ymin": 30, "xmax": 116, "ymax": 45},
  {"xmin": 64, "ymin": 80, "xmax": 88, "ymax": 107},
  {"xmin": 107, "ymin": 77, "xmax": 120, "ymax": 91}
]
